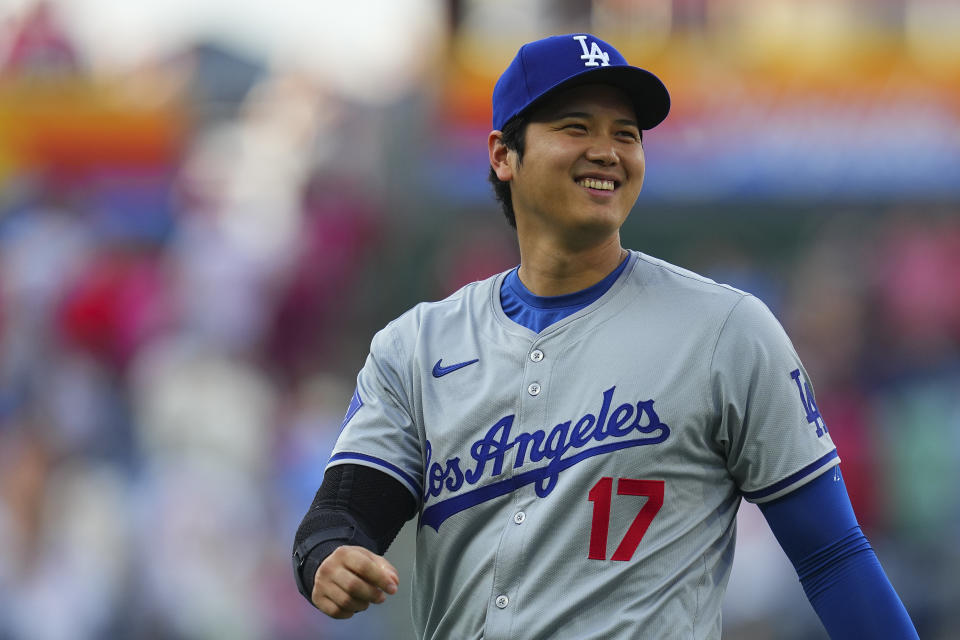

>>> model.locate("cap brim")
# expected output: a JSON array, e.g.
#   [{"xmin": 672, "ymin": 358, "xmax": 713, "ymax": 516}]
[{"xmin": 518, "ymin": 66, "xmax": 670, "ymax": 131}]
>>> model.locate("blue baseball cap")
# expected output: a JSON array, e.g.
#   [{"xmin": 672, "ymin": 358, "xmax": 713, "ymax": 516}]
[{"xmin": 492, "ymin": 34, "xmax": 670, "ymax": 132}]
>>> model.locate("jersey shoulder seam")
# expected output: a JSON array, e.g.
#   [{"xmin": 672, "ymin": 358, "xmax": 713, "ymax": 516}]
[
  {"xmin": 361, "ymin": 317, "xmax": 416, "ymax": 437},
  {"xmin": 385, "ymin": 271, "xmax": 506, "ymax": 331},
  {"xmin": 633, "ymin": 252, "xmax": 748, "ymax": 297},
  {"xmin": 705, "ymin": 293, "xmax": 754, "ymax": 410}
]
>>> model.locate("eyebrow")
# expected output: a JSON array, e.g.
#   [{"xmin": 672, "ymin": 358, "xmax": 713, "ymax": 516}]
[{"xmin": 553, "ymin": 111, "xmax": 639, "ymax": 128}]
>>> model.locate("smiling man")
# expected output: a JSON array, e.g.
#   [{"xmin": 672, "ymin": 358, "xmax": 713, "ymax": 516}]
[
  {"xmin": 293, "ymin": 34, "xmax": 919, "ymax": 639},
  {"xmin": 491, "ymin": 83, "xmax": 645, "ymax": 295}
]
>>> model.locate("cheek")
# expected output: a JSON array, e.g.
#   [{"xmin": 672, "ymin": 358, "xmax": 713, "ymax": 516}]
[
  {"xmin": 627, "ymin": 152, "xmax": 646, "ymax": 189},
  {"xmin": 525, "ymin": 152, "xmax": 571, "ymax": 192}
]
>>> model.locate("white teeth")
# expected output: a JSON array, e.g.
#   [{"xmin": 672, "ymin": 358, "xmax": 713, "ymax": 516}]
[{"xmin": 578, "ymin": 178, "xmax": 615, "ymax": 191}]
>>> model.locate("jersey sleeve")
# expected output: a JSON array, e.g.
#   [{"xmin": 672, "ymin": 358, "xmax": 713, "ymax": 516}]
[
  {"xmin": 711, "ymin": 294, "xmax": 839, "ymax": 503},
  {"xmin": 327, "ymin": 322, "xmax": 424, "ymax": 506}
]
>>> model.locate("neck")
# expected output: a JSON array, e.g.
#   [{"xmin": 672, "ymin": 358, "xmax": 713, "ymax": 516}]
[{"xmin": 516, "ymin": 234, "xmax": 627, "ymax": 297}]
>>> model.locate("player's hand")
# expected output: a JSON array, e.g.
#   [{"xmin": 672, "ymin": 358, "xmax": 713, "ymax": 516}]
[{"xmin": 311, "ymin": 545, "xmax": 400, "ymax": 619}]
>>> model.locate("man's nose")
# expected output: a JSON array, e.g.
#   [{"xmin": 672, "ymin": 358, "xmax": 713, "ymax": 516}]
[{"xmin": 584, "ymin": 138, "xmax": 619, "ymax": 165}]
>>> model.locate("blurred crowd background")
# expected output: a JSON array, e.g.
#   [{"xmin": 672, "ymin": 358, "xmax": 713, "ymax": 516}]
[{"xmin": 0, "ymin": 1, "xmax": 958, "ymax": 638}]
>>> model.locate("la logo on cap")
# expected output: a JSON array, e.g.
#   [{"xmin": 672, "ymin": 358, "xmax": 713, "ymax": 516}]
[{"xmin": 573, "ymin": 35, "xmax": 610, "ymax": 67}]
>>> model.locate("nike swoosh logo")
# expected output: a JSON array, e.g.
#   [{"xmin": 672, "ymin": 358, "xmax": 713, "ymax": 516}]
[{"xmin": 432, "ymin": 358, "xmax": 479, "ymax": 378}]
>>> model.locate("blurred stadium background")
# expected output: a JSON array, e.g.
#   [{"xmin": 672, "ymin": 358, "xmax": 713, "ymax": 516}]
[{"xmin": 0, "ymin": 0, "xmax": 958, "ymax": 638}]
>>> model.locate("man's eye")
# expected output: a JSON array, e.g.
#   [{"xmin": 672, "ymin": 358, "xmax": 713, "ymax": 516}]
[
  {"xmin": 618, "ymin": 131, "xmax": 640, "ymax": 140},
  {"xmin": 563, "ymin": 123, "xmax": 587, "ymax": 131}
]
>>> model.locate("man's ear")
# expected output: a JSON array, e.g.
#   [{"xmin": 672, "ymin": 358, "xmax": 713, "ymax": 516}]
[{"xmin": 488, "ymin": 131, "xmax": 514, "ymax": 182}]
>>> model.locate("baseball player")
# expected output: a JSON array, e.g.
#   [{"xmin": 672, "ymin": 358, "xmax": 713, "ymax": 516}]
[{"xmin": 293, "ymin": 34, "xmax": 918, "ymax": 639}]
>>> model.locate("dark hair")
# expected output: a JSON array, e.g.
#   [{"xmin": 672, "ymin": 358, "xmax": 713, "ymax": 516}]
[{"xmin": 488, "ymin": 113, "xmax": 529, "ymax": 229}]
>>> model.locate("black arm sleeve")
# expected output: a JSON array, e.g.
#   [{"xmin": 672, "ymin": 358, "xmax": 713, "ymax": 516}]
[{"xmin": 292, "ymin": 464, "xmax": 417, "ymax": 601}]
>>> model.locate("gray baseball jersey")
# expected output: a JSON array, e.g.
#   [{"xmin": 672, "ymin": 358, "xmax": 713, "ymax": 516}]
[{"xmin": 328, "ymin": 251, "xmax": 838, "ymax": 640}]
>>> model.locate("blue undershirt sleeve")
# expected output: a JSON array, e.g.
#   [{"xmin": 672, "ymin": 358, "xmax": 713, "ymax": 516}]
[{"xmin": 758, "ymin": 468, "xmax": 918, "ymax": 639}]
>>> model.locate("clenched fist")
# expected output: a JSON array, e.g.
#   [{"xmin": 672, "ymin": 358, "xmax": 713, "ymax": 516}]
[{"xmin": 312, "ymin": 545, "xmax": 400, "ymax": 619}]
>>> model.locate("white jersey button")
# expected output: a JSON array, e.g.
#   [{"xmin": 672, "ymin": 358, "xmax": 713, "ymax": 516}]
[
  {"xmin": 513, "ymin": 511, "xmax": 526, "ymax": 524},
  {"xmin": 495, "ymin": 595, "xmax": 509, "ymax": 609},
  {"xmin": 527, "ymin": 382, "xmax": 541, "ymax": 396},
  {"xmin": 530, "ymin": 349, "xmax": 544, "ymax": 362}
]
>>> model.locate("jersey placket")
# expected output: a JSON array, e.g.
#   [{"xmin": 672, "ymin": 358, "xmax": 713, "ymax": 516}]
[{"xmin": 482, "ymin": 340, "xmax": 553, "ymax": 639}]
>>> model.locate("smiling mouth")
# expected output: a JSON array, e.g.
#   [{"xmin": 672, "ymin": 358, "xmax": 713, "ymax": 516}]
[{"xmin": 577, "ymin": 178, "xmax": 616, "ymax": 191}]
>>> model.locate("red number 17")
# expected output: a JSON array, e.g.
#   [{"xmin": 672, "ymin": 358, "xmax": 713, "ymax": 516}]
[{"xmin": 587, "ymin": 477, "xmax": 664, "ymax": 561}]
